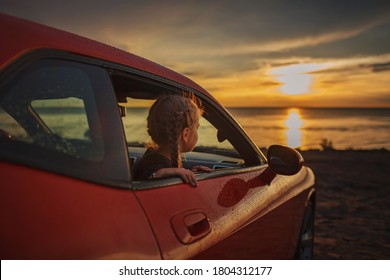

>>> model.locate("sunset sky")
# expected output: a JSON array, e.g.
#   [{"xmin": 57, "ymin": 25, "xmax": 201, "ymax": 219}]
[{"xmin": 1, "ymin": 0, "xmax": 390, "ymax": 108}]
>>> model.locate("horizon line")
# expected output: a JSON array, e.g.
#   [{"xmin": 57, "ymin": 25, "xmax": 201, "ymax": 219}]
[{"xmin": 225, "ymin": 106, "xmax": 390, "ymax": 109}]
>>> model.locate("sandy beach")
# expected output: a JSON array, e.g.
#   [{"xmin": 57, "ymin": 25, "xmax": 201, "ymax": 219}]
[{"xmin": 300, "ymin": 149, "xmax": 390, "ymax": 259}]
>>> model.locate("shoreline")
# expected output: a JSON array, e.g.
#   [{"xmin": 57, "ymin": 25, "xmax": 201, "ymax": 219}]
[{"xmin": 300, "ymin": 149, "xmax": 390, "ymax": 259}]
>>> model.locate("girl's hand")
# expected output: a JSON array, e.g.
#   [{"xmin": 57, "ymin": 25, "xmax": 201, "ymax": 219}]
[{"xmin": 154, "ymin": 168, "xmax": 198, "ymax": 187}]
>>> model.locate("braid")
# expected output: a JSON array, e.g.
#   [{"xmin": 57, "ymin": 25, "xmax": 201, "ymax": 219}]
[{"xmin": 167, "ymin": 110, "xmax": 185, "ymax": 167}]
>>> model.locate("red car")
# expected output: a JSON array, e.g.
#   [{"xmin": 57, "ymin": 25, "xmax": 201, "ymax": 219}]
[{"xmin": 0, "ymin": 14, "xmax": 315, "ymax": 260}]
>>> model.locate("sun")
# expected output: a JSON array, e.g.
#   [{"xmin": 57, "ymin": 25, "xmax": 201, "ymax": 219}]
[
  {"xmin": 269, "ymin": 63, "xmax": 329, "ymax": 95},
  {"xmin": 277, "ymin": 73, "xmax": 311, "ymax": 95}
]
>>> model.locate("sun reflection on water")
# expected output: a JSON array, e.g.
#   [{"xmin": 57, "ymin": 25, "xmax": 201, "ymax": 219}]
[{"xmin": 285, "ymin": 108, "xmax": 303, "ymax": 148}]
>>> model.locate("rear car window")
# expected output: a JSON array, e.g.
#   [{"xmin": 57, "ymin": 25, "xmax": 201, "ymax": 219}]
[{"xmin": 0, "ymin": 60, "xmax": 104, "ymax": 161}]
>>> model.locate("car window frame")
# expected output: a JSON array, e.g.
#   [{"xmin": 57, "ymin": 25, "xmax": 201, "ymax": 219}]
[
  {"xmin": 107, "ymin": 70, "xmax": 267, "ymax": 190},
  {"xmin": 0, "ymin": 50, "xmax": 131, "ymax": 188}
]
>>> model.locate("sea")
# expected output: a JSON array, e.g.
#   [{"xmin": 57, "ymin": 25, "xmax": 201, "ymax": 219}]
[
  {"xmin": 226, "ymin": 107, "xmax": 390, "ymax": 150},
  {"xmin": 122, "ymin": 107, "xmax": 390, "ymax": 151}
]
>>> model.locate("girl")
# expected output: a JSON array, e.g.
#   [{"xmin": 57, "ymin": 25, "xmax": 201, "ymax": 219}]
[{"xmin": 133, "ymin": 94, "xmax": 212, "ymax": 186}]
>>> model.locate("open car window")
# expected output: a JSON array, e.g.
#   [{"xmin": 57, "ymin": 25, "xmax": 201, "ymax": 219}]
[
  {"xmin": 121, "ymin": 98, "xmax": 244, "ymax": 172},
  {"xmin": 111, "ymin": 71, "xmax": 263, "ymax": 181}
]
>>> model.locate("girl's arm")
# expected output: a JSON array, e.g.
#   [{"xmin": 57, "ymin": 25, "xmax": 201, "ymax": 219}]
[{"xmin": 152, "ymin": 166, "xmax": 211, "ymax": 186}]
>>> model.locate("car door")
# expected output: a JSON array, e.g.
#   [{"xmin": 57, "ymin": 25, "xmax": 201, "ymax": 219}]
[
  {"xmin": 112, "ymin": 71, "xmax": 303, "ymax": 259},
  {"xmin": 132, "ymin": 112, "xmax": 305, "ymax": 260}
]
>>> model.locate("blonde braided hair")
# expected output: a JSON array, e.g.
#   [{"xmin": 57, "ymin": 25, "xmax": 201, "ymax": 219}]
[{"xmin": 147, "ymin": 94, "xmax": 202, "ymax": 167}]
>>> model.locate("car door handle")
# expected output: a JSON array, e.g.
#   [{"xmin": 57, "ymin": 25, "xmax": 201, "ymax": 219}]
[{"xmin": 171, "ymin": 210, "xmax": 211, "ymax": 244}]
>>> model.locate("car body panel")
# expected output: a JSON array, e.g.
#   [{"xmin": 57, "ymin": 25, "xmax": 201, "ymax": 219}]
[
  {"xmin": 0, "ymin": 162, "xmax": 160, "ymax": 260},
  {"xmin": 135, "ymin": 167, "xmax": 315, "ymax": 259}
]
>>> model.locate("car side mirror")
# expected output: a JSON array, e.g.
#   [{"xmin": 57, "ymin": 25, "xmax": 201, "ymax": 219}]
[{"xmin": 266, "ymin": 145, "xmax": 304, "ymax": 175}]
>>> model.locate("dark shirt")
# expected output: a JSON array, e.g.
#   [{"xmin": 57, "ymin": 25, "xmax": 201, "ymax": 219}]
[{"xmin": 133, "ymin": 149, "xmax": 172, "ymax": 180}]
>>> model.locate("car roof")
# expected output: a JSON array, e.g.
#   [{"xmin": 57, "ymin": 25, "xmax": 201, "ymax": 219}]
[{"xmin": 0, "ymin": 13, "xmax": 216, "ymax": 102}]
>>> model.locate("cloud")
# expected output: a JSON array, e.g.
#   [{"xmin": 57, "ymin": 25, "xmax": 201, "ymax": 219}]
[
  {"xmin": 373, "ymin": 62, "xmax": 390, "ymax": 72},
  {"xmin": 2, "ymin": 0, "xmax": 390, "ymax": 58},
  {"xmin": 105, "ymin": 1, "xmax": 390, "ymax": 61},
  {"xmin": 307, "ymin": 54, "xmax": 390, "ymax": 74}
]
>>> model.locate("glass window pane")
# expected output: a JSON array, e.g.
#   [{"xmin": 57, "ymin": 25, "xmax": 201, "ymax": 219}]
[
  {"xmin": 31, "ymin": 98, "xmax": 90, "ymax": 141},
  {"xmin": 0, "ymin": 108, "xmax": 32, "ymax": 142},
  {"xmin": 0, "ymin": 61, "xmax": 104, "ymax": 161}
]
